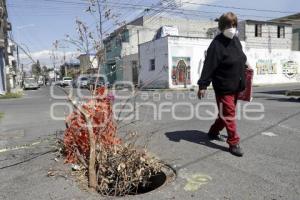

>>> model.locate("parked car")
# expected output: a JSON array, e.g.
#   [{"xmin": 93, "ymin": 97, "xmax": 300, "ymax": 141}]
[
  {"xmin": 61, "ymin": 77, "xmax": 73, "ymax": 87},
  {"xmin": 37, "ymin": 80, "xmax": 43, "ymax": 86},
  {"xmin": 72, "ymin": 76, "xmax": 89, "ymax": 88},
  {"xmin": 37, "ymin": 76, "xmax": 44, "ymax": 86},
  {"xmin": 54, "ymin": 80, "xmax": 62, "ymax": 86},
  {"xmin": 87, "ymin": 76, "xmax": 110, "ymax": 90},
  {"xmin": 23, "ymin": 78, "xmax": 39, "ymax": 90}
]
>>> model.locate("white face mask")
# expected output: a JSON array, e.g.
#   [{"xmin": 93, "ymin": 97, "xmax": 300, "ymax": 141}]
[{"xmin": 223, "ymin": 28, "xmax": 237, "ymax": 39}]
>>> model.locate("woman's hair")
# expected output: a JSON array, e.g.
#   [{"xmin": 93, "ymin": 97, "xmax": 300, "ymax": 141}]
[{"xmin": 218, "ymin": 12, "xmax": 238, "ymax": 31}]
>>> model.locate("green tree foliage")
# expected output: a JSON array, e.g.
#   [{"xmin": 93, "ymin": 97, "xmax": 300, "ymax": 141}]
[
  {"xmin": 31, "ymin": 60, "xmax": 41, "ymax": 77},
  {"xmin": 42, "ymin": 66, "xmax": 49, "ymax": 76}
]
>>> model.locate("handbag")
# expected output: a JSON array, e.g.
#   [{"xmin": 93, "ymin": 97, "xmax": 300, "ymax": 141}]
[{"xmin": 238, "ymin": 68, "xmax": 254, "ymax": 102}]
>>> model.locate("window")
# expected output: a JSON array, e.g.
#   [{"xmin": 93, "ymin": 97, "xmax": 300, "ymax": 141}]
[
  {"xmin": 277, "ymin": 26, "xmax": 285, "ymax": 38},
  {"xmin": 121, "ymin": 30, "xmax": 129, "ymax": 42},
  {"xmin": 150, "ymin": 59, "xmax": 155, "ymax": 71},
  {"xmin": 255, "ymin": 24, "xmax": 262, "ymax": 37}
]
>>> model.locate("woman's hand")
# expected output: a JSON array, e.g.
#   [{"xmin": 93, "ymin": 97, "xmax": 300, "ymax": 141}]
[
  {"xmin": 198, "ymin": 89, "xmax": 206, "ymax": 99},
  {"xmin": 245, "ymin": 61, "xmax": 252, "ymax": 69}
]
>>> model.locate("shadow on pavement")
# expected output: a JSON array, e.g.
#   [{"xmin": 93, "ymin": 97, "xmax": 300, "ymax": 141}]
[
  {"xmin": 165, "ymin": 130, "xmax": 228, "ymax": 152},
  {"xmin": 256, "ymin": 90, "xmax": 287, "ymax": 95},
  {"xmin": 265, "ymin": 97, "xmax": 300, "ymax": 102}
]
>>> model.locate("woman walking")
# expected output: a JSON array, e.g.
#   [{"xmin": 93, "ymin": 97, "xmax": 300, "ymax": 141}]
[{"xmin": 197, "ymin": 12, "xmax": 247, "ymax": 157}]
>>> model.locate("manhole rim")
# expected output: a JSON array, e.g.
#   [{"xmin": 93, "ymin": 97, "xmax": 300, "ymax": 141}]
[{"xmin": 126, "ymin": 163, "xmax": 177, "ymax": 197}]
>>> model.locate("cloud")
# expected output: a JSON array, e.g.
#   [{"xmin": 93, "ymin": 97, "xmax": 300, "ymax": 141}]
[{"xmin": 19, "ymin": 50, "xmax": 79, "ymax": 71}]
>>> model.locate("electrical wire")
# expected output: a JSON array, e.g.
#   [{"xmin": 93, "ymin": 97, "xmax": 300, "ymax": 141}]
[
  {"xmin": 7, "ymin": 0, "xmax": 292, "ymax": 20},
  {"xmin": 182, "ymin": 1, "xmax": 297, "ymax": 14}
]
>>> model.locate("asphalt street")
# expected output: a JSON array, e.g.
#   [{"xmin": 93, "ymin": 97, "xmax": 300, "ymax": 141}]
[{"xmin": 0, "ymin": 84, "xmax": 300, "ymax": 200}]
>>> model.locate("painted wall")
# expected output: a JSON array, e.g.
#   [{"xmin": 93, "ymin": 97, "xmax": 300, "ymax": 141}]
[
  {"xmin": 140, "ymin": 36, "xmax": 300, "ymax": 88},
  {"xmin": 168, "ymin": 37, "xmax": 212, "ymax": 89},
  {"xmin": 246, "ymin": 49, "xmax": 300, "ymax": 84}
]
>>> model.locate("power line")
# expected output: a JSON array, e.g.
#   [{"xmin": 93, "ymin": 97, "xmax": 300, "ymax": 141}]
[
  {"xmin": 102, "ymin": 1, "xmax": 169, "ymax": 37},
  {"xmin": 30, "ymin": 0, "xmax": 87, "ymax": 6},
  {"xmin": 7, "ymin": 1, "xmax": 287, "ymax": 20},
  {"xmin": 182, "ymin": 1, "xmax": 297, "ymax": 14}
]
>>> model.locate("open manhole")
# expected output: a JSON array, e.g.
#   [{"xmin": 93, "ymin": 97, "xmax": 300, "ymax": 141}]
[
  {"xmin": 129, "ymin": 164, "xmax": 176, "ymax": 195},
  {"xmin": 102, "ymin": 164, "xmax": 176, "ymax": 196}
]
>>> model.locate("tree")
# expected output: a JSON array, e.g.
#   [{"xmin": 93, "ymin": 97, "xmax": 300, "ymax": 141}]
[
  {"xmin": 31, "ymin": 60, "xmax": 41, "ymax": 78},
  {"xmin": 42, "ymin": 66, "xmax": 48, "ymax": 76}
]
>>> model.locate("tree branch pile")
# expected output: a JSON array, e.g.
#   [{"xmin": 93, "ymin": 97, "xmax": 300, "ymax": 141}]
[
  {"xmin": 95, "ymin": 143, "xmax": 163, "ymax": 196},
  {"xmin": 63, "ymin": 87, "xmax": 163, "ymax": 196}
]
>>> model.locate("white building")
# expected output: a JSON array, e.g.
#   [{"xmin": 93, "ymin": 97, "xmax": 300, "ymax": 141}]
[
  {"xmin": 139, "ymin": 36, "xmax": 211, "ymax": 89},
  {"xmin": 139, "ymin": 36, "xmax": 300, "ymax": 89}
]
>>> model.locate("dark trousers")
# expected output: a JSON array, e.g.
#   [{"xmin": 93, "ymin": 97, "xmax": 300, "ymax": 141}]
[{"xmin": 209, "ymin": 93, "xmax": 240, "ymax": 146}]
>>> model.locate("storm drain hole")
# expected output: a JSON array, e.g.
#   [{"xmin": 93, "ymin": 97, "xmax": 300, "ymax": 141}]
[
  {"xmin": 102, "ymin": 165, "xmax": 176, "ymax": 196},
  {"xmin": 130, "ymin": 171, "xmax": 167, "ymax": 195}
]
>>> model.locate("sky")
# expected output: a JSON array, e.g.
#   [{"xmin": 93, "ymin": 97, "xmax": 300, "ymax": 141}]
[{"xmin": 7, "ymin": 0, "xmax": 300, "ymax": 70}]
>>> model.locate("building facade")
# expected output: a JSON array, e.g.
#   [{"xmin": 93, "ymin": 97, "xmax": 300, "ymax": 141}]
[
  {"xmin": 103, "ymin": 16, "xmax": 217, "ymax": 84},
  {"xmin": 7, "ymin": 40, "xmax": 17, "ymax": 89},
  {"xmin": 270, "ymin": 13, "xmax": 300, "ymax": 51},
  {"xmin": 0, "ymin": 0, "xmax": 13, "ymax": 94},
  {"xmin": 238, "ymin": 20, "xmax": 292, "ymax": 50},
  {"xmin": 139, "ymin": 35, "xmax": 300, "ymax": 89},
  {"xmin": 60, "ymin": 62, "xmax": 80, "ymax": 78}
]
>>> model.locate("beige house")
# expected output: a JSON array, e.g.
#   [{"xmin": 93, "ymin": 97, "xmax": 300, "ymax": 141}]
[{"xmin": 77, "ymin": 53, "xmax": 99, "ymax": 73}]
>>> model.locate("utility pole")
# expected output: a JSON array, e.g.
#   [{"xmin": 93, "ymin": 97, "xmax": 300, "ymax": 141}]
[
  {"xmin": 21, "ymin": 63, "xmax": 24, "ymax": 86},
  {"xmin": 3, "ymin": 0, "xmax": 9, "ymax": 93},
  {"xmin": 16, "ymin": 45, "xmax": 21, "ymax": 86},
  {"xmin": 137, "ymin": 29, "xmax": 141, "ymax": 87},
  {"xmin": 59, "ymin": 44, "xmax": 68, "ymax": 77},
  {"xmin": 96, "ymin": 0, "xmax": 103, "ymax": 43},
  {"xmin": 64, "ymin": 52, "xmax": 67, "ymax": 77},
  {"xmin": 96, "ymin": 0, "xmax": 106, "ymax": 75},
  {"xmin": 52, "ymin": 50, "xmax": 57, "ymax": 82},
  {"xmin": 52, "ymin": 40, "xmax": 59, "ymax": 82}
]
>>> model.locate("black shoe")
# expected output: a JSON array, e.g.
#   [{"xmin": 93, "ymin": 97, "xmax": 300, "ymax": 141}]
[
  {"xmin": 207, "ymin": 132, "xmax": 225, "ymax": 142},
  {"xmin": 229, "ymin": 144, "xmax": 244, "ymax": 157}
]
